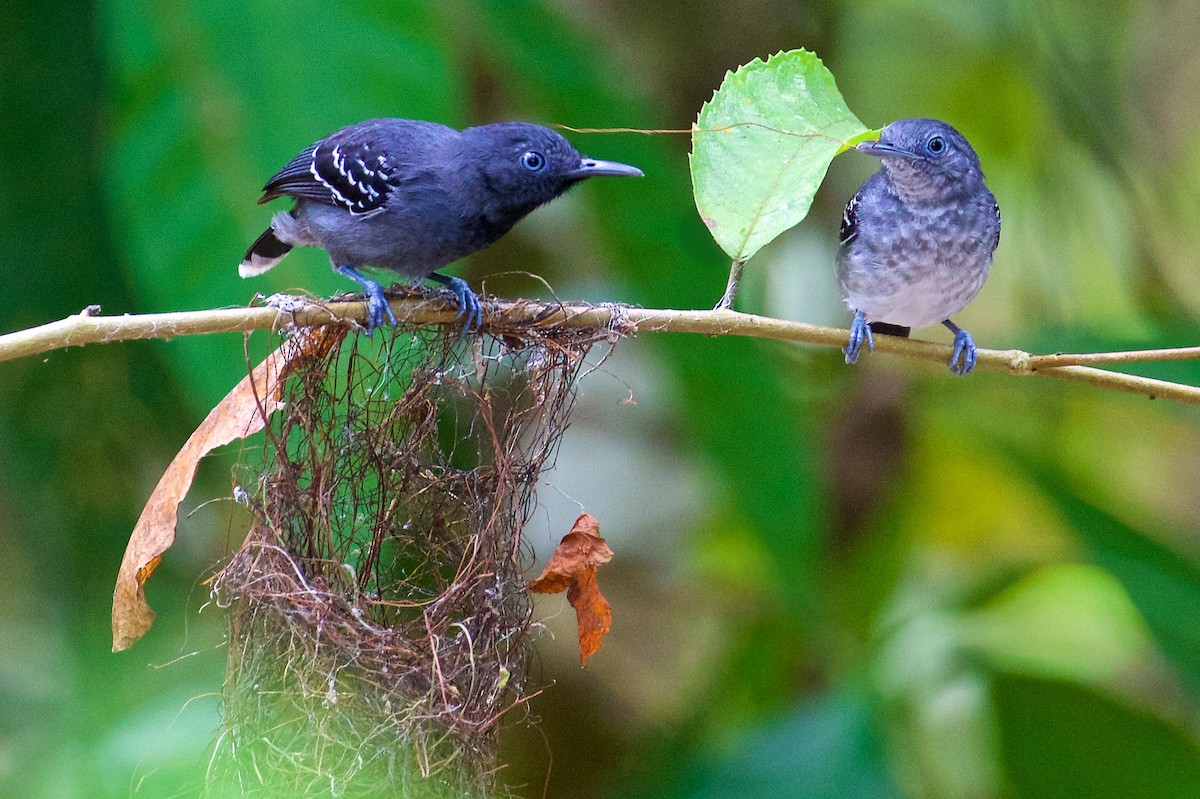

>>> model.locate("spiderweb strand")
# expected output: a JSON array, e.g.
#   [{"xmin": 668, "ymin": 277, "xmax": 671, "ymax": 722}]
[{"xmin": 553, "ymin": 122, "xmax": 852, "ymax": 146}]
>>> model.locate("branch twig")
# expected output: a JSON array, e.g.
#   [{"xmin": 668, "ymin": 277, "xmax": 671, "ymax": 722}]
[{"xmin": 2, "ymin": 297, "xmax": 1198, "ymax": 406}]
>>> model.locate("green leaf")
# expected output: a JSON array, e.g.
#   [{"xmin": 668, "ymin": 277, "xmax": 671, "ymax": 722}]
[
  {"xmin": 1050, "ymin": 485, "xmax": 1200, "ymax": 691},
  {"xmin": 669, "ymin": 690, "xmax": 902, "ymax": 799},
  {"xmin": 690, "ymin": 49, "xmax": 873, "ymax": 263},
  {"xmin": 996, "ymin": 451, "xmax": 1200, "ymax": 691},
  {"xmin": 994, "ymin": 674, "xmax": 1200, "ymax": 799},
  {"xmin": 964, "ymin": 564, "xmax": 1151, "ymax": 684}
]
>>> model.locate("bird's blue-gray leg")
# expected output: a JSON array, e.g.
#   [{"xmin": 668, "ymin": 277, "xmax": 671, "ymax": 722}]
[
  {"xmin": 844, "ymin": 310, "xmax": 875, "ymax": 365},
  {"xmin": 429, "ymin": 272, "xmax": 483, "ymax": 334},
  {"xmin": 336, "ymin": 264, "xmax": 397, "ymax": 335},
  {"xmin": 943, "ymin": 319, "xmax": 977, "ymax": 376}
]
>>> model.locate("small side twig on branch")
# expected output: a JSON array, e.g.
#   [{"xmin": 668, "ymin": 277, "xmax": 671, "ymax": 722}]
[{"xmin": 1, "ymin": 297, "xmax": 1198, "ymax": 406}]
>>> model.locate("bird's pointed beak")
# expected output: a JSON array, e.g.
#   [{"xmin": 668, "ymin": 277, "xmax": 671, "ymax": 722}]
[
  {"xmin": 570, "ymin": 157, "xmax": 644, "ymax": 178},
  {"xmin": 856, "ymin": 140, "xmax": 921, "ymax": 161}
]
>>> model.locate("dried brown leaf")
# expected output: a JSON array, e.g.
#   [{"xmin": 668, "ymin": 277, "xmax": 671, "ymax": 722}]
[
  {"xmin": 111, "ymin": 327, "xmax": 345, "ymax": 651},
  {"xmin": 529, "ymin": 513, "xmax": 614, "ymax": 665}
]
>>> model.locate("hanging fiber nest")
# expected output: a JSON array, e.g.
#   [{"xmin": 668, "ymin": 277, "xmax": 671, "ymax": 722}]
[{"xmin": 207, "ymin": 311, "xmax": 622, "ymax": 797}]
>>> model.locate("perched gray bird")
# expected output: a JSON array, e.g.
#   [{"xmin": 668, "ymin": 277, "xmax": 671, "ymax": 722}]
[
  {"xmin": 837, "ymin": 118, "xmax": 1000, "ymax": 375},
  {"xmin": 240, "ymin": 119, "xmax": 643, "ymax": 334}
]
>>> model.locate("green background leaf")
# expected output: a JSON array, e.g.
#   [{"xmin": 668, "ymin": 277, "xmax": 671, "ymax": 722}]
[
  {"xmin": 995, "ymin": 674, "xmax": 1200, "ymax": 799},
  {"xmin": 690, "ymin": 49, "xmax": 870, "ymax": 263}
]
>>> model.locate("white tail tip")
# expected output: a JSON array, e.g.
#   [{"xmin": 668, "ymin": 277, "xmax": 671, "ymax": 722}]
[{"xmin": 238, "ymin": 253, "xmax": 283, "ymax": 278}]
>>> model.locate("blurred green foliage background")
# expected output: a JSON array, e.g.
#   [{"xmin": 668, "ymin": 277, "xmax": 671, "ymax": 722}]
[{"xmin": 4, "ymin": 0, "xmax": 1200, "ymax": 796}]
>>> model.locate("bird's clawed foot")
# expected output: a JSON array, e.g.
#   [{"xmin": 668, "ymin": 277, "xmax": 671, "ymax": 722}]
[
  {"xmin": 844, "ymin": 311, "xmax": 875, "ymax": 365},
  {"xmin": 430, "ymin": 273, "xmax": 483, "ymax": 336},
  {"xmin": 944, "ymin": 320, "xmax": 977, "ymax": 376},
  {"xmin": 336, "ymin": 265, "xmax": 397, "ymax": 335}
]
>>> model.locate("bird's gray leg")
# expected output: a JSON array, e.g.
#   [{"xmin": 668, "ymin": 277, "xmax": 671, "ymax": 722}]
[
  {"xmin": 942, "ymin": 319, "xmax": 977, "ymax": 376},
  {"xmin": 428, "ymin": 272, "xmax": 483, "ymax": 334},
  {"xmin": 336, "ymin": 264, "xmax": 397, "ymax": 334},
  {"xmin": 844, "ymin": 310, "xmax": 875, "ymax": 365}
]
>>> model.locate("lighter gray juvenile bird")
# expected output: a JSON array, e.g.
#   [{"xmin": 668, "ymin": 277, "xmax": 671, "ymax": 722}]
[
  {"xmin": 240, "ymin": 119, "xmax": 643, "ymax": 334},
  {"xmin": 837, "ymin": 118, "xmax": 1000, "ymax": 375}
]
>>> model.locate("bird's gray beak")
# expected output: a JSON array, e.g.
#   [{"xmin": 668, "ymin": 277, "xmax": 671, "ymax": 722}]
[
  {"xmin": 856, "ymin": 141, "xmax": 921, "ymax": 161},
  {"xmin": 570, "ymin": 157, "xmax": 644, "ymax": 178}
]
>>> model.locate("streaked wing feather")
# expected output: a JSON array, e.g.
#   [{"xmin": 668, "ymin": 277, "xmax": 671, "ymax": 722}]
[
  {"xmin": 991, "ymin": 198, "xmax": 1001, "ymax": 252},
  {"xmin": 840, "ymin": 192, "xmax": 860, "ymax": 246},
  {"xmin": 258, "ymin": 138, "xmax": 397, "ymax": 215}
]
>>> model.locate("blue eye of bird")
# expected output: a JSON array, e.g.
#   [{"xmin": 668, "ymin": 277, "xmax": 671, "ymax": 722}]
[
  {"xmin": 926, "ymin": 135, "xmax": 947, "ymax": 156},
  {"xmin": 520, "ymin": 151, "xmax": 546, "ymax": 172}
]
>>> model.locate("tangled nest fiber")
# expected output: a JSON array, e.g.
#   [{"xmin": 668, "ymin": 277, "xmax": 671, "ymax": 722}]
[{"xmin": 207, "ymin": 311, "xmax": 621, "ymax": 797}]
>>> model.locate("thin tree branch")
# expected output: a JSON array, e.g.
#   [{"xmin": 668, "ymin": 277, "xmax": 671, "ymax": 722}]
[
  {"xmin": 2, "ymin": 297, "xmax": 1198, "ymax": 406},
  {"xmin": 1028, "ymin": 347, "xmax": 1200, "ymax": 368}
]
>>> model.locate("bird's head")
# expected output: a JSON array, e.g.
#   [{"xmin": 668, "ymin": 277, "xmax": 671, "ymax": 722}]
[
  {"xmin": 463, "ymin": 122, "xmax": 642, "ymax": 217},
  {"xmin": 856, "ymin": 118, "xmax": 985, "ymax": 202}
]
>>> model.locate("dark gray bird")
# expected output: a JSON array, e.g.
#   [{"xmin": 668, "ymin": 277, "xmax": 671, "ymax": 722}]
[
  {"xmin": 240, "ymin": 119, "xmax": 643, "ymax": 334},
  {"xmin": 837, "ymin": 118, "xmax": 1000, "ymax": 375}
]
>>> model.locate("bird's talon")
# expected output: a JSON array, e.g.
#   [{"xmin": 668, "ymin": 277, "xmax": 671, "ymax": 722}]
[
  {"xmin": 844, "ymin": 311, "xmax": 874, "ymax": 366},
  {"xmin": 336, "ymin": 264, "xmax": 397, "ymax": 336},
  {"xmin": 949, "ymin": 328, "xmax": 977, "ymax": 376},
  {"xmin": 432, "ymin": 274, "xmax": 483, "ymax": 337},
  {"xmin": 366, "ymin": 296, "xmax": 397, "ymax": 335}
]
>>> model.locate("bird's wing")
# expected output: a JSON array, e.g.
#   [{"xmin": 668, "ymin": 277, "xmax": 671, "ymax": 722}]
[
  {"xmin": 259, "ymin": 138, "xmax": 396, "ymax": 216},
  {"xmin": 990, "ymin": 196, "xmax": 1001, "ymax": 252},
  {"xmin": 839, "ymin": 192, "xmax": 860, "ymax": 246}
]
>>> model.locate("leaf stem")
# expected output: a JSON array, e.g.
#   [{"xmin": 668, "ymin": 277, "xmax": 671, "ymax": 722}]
[{"xmin": 714, "ymin": 261, "xmax": 746, "ymax": 310}]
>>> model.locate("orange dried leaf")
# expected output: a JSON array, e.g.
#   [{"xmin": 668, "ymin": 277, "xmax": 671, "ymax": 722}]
[
  {"xmin": 566, "ymin": 567, "xmax": 612, "ymax": 665},
  {"xmin": 111, "ymin": 327, "xmax": 344, "ymax": 652},
  {"xmin": 529, "ymin": 513, "xmax": 614, "ymax": 666}
]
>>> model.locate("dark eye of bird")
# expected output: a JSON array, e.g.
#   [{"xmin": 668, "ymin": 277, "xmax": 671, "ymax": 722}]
[
  {"xmin": 927, "ymin": 135, "xmax": 946, "ymax": 155},
  {"xmin": 520, "ymin": 151, "xmax": 546, "ymax": 172}
]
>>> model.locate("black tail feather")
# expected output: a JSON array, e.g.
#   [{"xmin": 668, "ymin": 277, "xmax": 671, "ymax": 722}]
[
  {"xmin": 243, "ymin": 226, "xmax": 292, "ymax": 263},
  {"xmin": 871, "ymin": 323, "xmax": 911, "ymax": 338},
  {"xmin": 238, "ymin": 226, "xmax": 293, "ymax": 277}
]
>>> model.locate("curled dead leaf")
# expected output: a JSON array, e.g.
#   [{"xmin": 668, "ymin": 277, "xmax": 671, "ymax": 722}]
[
  {"xmin": 111, "ymin": 326, "xmax": 345, "ymax": 651},
  {"xmin": 529, "ymin": 513, "xmax": 614, "ymax": 666}
]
